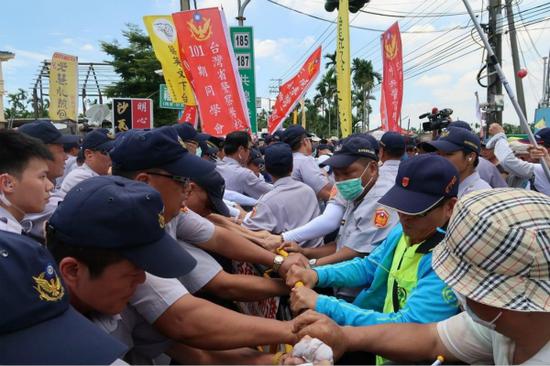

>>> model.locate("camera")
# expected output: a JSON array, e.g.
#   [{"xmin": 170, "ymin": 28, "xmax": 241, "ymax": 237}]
[{"xmin": 419, "ymin": 108, "xmax": 453, "ymax": 132}]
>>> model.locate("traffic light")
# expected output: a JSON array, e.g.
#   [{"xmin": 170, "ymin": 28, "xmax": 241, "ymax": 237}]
[{"xmin": 324, "ymin": 0, "xmax": 369, "ymax": 13}]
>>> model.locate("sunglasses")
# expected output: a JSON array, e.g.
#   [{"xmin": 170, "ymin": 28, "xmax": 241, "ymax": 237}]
[{"xmin": 145, "ymin": 172, "xmax": 190, "ymax": 187}]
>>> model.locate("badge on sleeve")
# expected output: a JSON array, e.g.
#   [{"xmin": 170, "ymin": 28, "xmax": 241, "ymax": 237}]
[{"xmin": 373, "ymin": 208, "xmax": 390, "ymax": 228}]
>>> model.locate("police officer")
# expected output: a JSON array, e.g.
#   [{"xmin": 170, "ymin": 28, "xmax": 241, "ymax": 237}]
[
  {"xmin": 47, "ymin": 175, "xmax": 199, "ymax": 363},
  {"xmin": 216, "ymin": 130, "xmax": 272, "ymax": 199},
  {"xmin": 57, "ymin": 134, "xmax": 81, "ymax": 188},
  {"xmin": 425, "ymin": 126, "xmax": 491, "ymax": 197},
  {"xmin": 378, "ymin": 131, "xmax": 405, "ymax": 184},
  {"xmin": 18, "ymin": 121, "xmax": 72, "ymax": 240},
  {"xmin": 110, "ymin": 127, "xmax": 301, "ymax": 296},
  {"xmin": 173, "ymin": 122, "xmax": 201, "ymax": 155},
  {"xmin": 0, "ymin": 229, "xmax": 127, "ymax": 364},
  {"xmin": 0, "ymin": 130, "xmax": 54, "ymax": 235},
  {"xmin": 60, "ymin": 128, "xmax": 114, "ymax": 194},
  {"xmin": 487, "ymin": 124, "xmax": 550, "ymax": 195},
  {"xmin": 282, "ymin": 125, "xmax": 332, "ymax": 200},
  {"xmin": 448, "ymin": 120, "xmax": 507, "ymax": 188},
  {"xmin": 243, "ymin": 142, "xmax": 323, "ymax": 248},
  {"xmin": 283, "ymin": 136, "xmax": 399, "ymax": 299}
]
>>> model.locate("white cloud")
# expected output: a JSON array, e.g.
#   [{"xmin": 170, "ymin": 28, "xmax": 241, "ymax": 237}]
[
  {"xmin": 80, "ymin": 43, "xmax": 95, "ymax": 52},
  {"xmin": 415, "ymin": 73, "xmax": 452, "ymax": 87},
  {"xmin": 255, "ymin": 39, "xmax": 280, "ymax": 58}
]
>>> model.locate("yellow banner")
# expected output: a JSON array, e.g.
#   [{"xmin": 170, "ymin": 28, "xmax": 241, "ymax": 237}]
[
  {"xmin": 143, "ymin": 15, "xmax": 196, "ymax": 105},
  {"xmin": 49, "ymin": 52, "xmax": 78, "ymax": 121},
  {"xmin": 336, "ymin": 0, "xmax": 352, "ymax": 137},
  {"xmin": 300, "ymin": 99, "xmax": 306, "ymax": 128}
]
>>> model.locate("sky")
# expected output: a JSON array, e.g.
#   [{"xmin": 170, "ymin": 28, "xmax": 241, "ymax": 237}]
[{"xmin": 1, "ymin": 0, "xmax": 549, "ymax": 131}]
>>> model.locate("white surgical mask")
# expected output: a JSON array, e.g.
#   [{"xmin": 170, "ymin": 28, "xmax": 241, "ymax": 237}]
[{"xmin": 455, "ymin": 291, "xmax": 502, "ymax": 330}]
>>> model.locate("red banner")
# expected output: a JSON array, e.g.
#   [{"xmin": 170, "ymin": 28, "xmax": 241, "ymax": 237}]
[
  {"xmin": 178, "ymin": 105, "xmax": 199, "ymax": 127},
  {"xmin": 380, "ymin": 22, "xmax": 403, "ymax": 132},
  {"xmin": 268, "ymin": 46, "xmax": 322, "ymax": 134},
  {"xmin": 172, "ymin": 8, "xmax": 250, "ymax": 137}
]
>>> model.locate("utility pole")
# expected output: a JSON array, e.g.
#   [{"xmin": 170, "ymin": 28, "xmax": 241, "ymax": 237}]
[
  {"xmin": 505, "ymin": 0, "xmax": 526, "ymax": 117},
  {"xmin": 486, "ymin": 0, "xmax": 503, "ymax": 124},
  {"xmin": 541, "ymin": 54, "xmax": 550, "ymax": 108},
  {"xmin": 180, "ymin": 0, "xmax": 190, "ymax": 11},
  {"xmin": 237, "ymin": 0, "xmax": 252, "ymax": 26}
]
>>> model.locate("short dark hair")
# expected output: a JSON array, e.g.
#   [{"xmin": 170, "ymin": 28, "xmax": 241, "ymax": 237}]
[
  {"xmin": 0, "ymin": 130, "xmax": 53, "ymax": 177},
  {"xmin": 266, "ymin": 161, "xmax": 293, "ymax": 179},
  {"xmin": 224, "ymin": 131, "xmax": 251, "ymax": 155},
  {"xmin": 46, "ymin": 225, "xmax": 124, "ymax": 279},
  {"xmin": 383, "ymin": 146, "xmax": 406, "ymax": 159}
]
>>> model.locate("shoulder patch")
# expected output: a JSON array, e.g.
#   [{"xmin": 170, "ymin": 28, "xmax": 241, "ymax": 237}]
[{"xmin": 373, "ymin": 207, "xmax": 390, "ymax": 228}]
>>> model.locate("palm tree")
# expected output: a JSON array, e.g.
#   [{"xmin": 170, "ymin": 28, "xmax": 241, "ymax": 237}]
[{"xmin": 352, "ymin": 58, "xmax": 381, "ymax": 132}]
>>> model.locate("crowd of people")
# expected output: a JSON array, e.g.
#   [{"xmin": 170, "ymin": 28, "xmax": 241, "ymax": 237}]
[{"xmin": 0, "ymin": 118, "xmax": 549, "ymax": 365}]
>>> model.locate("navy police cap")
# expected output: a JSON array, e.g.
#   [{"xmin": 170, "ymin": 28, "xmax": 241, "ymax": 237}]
[
  {"xmin": 380, "ymin": 131, "xmax": 406, "ymax": 151},
  {"xmin": 322, "ymin": 135, "xmax": 378, "ymax": 168},
  {"xmin": 191, "ymin": 169, "xmax": 230, "ymax": 217},
  {"xmin": 379, "ymin": 154, "xmax": 459, "ymax": 215},
  {"xmin": 0, "ymin": 230, "xmax": 127, "ymax": 364},
  {"xmin": 265, "ymin": 142, "xmax": 293, "ymax": 171},
  {"xmin": 48, "ymin": 176, "xmax": 197, "ymax": 278},
  {"xmin": 82, "ymin": 128, "xmax": 115, "ymax": 152},
  {"xmin": 109, "ymin": 126, "xmax": 215, "ymax": 179},
  {"xmin": 19, "ymin": 120, "xmax": 75, "ymax": 145},
  {"xmin": 426, "ymin": 126, "xmax": 481, "ymax": 154}
]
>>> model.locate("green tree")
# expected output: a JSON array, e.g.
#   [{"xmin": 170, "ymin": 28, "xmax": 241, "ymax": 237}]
[
  {"xmin": 5, "ymin": 88, "xmax": 33, "ymax": 119},
  {"xmin": 101, "ymin": 24, "xmax": 177, "ymax": 127},
  {"xmin": 351, "ymin": 58, "xmax": 381, "ymax": 132}
]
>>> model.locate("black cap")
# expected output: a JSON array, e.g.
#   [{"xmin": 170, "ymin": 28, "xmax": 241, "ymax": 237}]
[
  {"xmin": 110, "ymin": 126, "xmax": 215, "ymax": 179},
  {"xmin": 0, "ymin": 231, "xmax": 127, "ymax": 364},
  {"xmin": 379, "ymin": 154, "xmax": 459, "ymax": 215},
  {"xmin": 322, "ymin": 135, "xmax": 378, "ymax": 168},
  {"xmin": 82, "ymin": 128, "xmax": 115, "ymax": 152},
  {"xmin": 192, "ymin": 170, "xmax": 230, "ymax": 216},
  {"xmin": 426, "ymin": 127, "xmax": 481, "ymax": 154},
  {"xmin": 48, "ymin": 176, "xmax": 197, "ymax": 278},
  {"xmin": 265, "ymin": 142, "xmax": 293, "ymax": 171},
  {"xmin": 19, "ymin": 121, "xmax": 75, "ymax": 145}
]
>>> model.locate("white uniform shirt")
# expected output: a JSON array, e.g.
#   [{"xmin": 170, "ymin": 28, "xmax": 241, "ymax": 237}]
[
  {"xmin": 437, "ymin": 312, "xmax": 550, "ymax": 365},
  {"xmin": 458, "ymin": 171, "xmax": 492, "ymax": 198},
  {"xmin": 243, "ymin": 176, "xmax": 322, "ymax": 248},
  {"xmin": 292, "ymin": 152, "xmax": 329, "ymax": 194},
  {"xmin": 0, "ymin": 206, "xmax": 23, "ymax": 234},
  {"xmin": 165, "ymin": 210, "xmax": 222, "ymax": 293},
  {"xmin": 57, "ymin": 155, "xmax": 78, "ymax": 188},
  {"xmin": 61, "ymin": 163, "xmax": 98, "ymax": 195},
  {"xmin": 216, "ymin": 157, "xmax": 272, "ymax": 199}
]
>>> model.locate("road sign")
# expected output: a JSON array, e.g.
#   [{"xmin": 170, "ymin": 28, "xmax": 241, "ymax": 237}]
[
  {"xmin": 159, "ymin": 84, "xmax": 184, "ymax": 109},
  {"xmin": 230, "ymin": 26, "xmax": 257, "ymax": 133}
]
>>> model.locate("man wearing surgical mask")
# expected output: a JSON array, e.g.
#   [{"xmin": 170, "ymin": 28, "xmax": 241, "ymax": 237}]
[{"xmin": 284, "ymin": 135, "xmax": 399, "ymax": 300}]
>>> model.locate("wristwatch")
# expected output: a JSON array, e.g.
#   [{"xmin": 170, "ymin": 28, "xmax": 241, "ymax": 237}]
[
  {"xmin": 272, "ymin": 255, "xmax": 285, "ymax": 272},
  {"xmin": 309, "ymin": 258, "xmax": 318, "ymax": 267}
]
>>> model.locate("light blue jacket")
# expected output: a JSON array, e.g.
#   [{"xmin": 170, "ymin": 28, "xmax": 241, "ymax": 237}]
[{"xmin": 314, "ymin": 225, "xmax": 459, "ymax": 326}]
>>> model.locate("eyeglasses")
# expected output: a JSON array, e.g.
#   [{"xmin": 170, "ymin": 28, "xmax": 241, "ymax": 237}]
[
  {"xmin": 145, "ymin": 172, "xmax": 190, "ymax": 186},
  {"xmin": 98, "ymin": 150, "xmax": 110, "ymax": 156}
]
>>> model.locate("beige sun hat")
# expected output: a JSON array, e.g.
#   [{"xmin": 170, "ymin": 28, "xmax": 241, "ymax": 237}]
[{"xmin": 432, "ymin": 188, "xmax": 550, "ymax": 312}]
